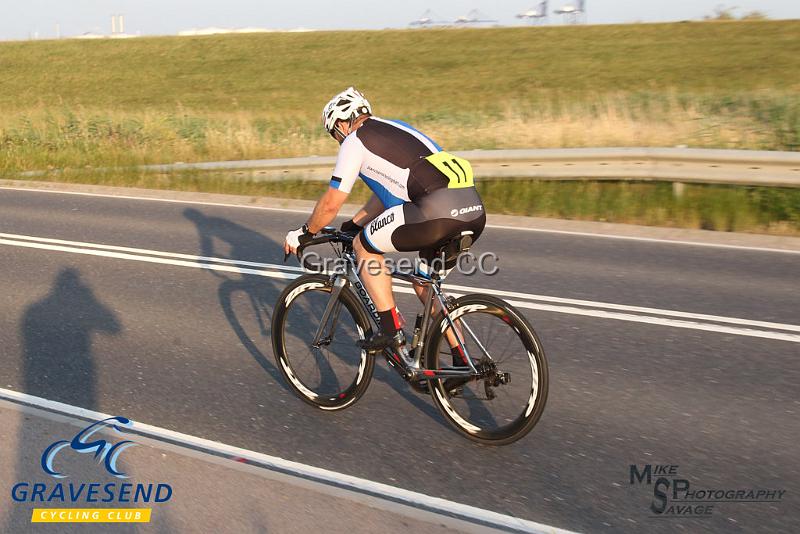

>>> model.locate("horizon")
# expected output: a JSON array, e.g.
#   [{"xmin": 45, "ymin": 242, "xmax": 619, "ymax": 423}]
[
  {"xmin": 2, "ymin": 17, "xmax": 799, "ymax": 44},
  {"xmin": 2, "ymin": 1, "xmax": 799, "ymax": 41}
]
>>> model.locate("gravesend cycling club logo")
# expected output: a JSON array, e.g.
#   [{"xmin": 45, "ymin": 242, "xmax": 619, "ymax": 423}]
[
  {"xmin": 629, "ymin": 464, "xmax": 786, "ymax": 518},
  {"xmin": 11, "ymin": 416, "xmax": 173, "ymax": 524},
  {"xmin": 42, "ymin": 416, "xmax": 136, "ymax": 478}
]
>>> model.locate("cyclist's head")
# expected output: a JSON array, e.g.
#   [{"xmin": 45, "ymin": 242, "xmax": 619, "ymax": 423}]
[{"xmin": 322, "ymin": 87, "xmax": 371, "ymax": 143}]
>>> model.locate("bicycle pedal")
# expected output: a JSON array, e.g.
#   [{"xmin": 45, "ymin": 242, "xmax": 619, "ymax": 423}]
[
  {"xmin": 410, "ymin": 379, "xmax": 429, "ymax": 394},
  {"xmin": 448, "ymin": 387, "xmax": 464, "ymax": 398},
  {"xmin": 443, "ymin": 377, "xmax": 470, "ymax": 398}
]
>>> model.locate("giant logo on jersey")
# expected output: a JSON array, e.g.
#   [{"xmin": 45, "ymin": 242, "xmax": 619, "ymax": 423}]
[{"xmin": 450, "ymin": 205, "xmax": 483, "ymax": 217}]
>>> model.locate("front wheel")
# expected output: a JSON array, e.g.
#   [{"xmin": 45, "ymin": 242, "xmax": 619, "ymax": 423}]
[
  {"xmin": 272, "ymin": 274, "xmax": 375, "ymax": 410},
  {"xmin": 425, "ymin": 294, "xmax": 549, "ymax": 445}
]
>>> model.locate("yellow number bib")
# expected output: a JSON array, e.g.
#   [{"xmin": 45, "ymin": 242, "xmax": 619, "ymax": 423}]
[{"xmin": 425, "ymin": 151, "xmax": 475, "ymax": 189}]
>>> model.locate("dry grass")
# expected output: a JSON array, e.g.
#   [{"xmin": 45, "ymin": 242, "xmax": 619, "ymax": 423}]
[
  {"xmin": 419, "ymin": 94, "xmax": 793, "ymax": 150},
  {"xmin": 1, "ymin": 20, "xmax": 799, "ymax": 172},
  {"xmin": 2, "ymin": 90, "xmax": 797, "ymax": 174}
]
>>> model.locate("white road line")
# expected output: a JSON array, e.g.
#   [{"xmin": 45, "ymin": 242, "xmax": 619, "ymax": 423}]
[
  {"xmin": 3, "ymin": 231, "xmax": 798, "ymax": 335},
  {"xmin": 0, "ymin": 237, "xmax": 298, "ymax": 281},
  {"xmin": 1, "ymin": 186, "xmax": 311, "ymax": 213},
  {"xmin": 4, "ymin": 185, "xmax": 799, "ymax": 254},
  {"xmin": 0, "ymin": 232, "xmax": 305, "ymax": 273},
  {"xmin": 501, "ymin": 299, "xmax": 800, "ymax": 343},
  {"xmin": 440, "ymin": 282, "xmax": 800, "ymax": 333},
  {"xmin": 0, "ymin": 388, "xmax": 577, "ymax": 534},
  {"xmin": 2, "ymin": 233, "xmax": 799, "ymax": 342},
  {"xmin": 401, "ymin": 291, "xmax": 800, "ymax": 342}
]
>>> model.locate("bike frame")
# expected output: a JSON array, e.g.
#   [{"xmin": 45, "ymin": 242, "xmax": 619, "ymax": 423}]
[{"xmin": 310, "ymin": 245, "xmax": 483, "ymax": 380}]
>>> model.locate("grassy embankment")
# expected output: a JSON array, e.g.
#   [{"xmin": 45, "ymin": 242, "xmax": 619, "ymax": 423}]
[{"xmin": 1, "ymin": 20, "xmax": 799, "ymax": 233}]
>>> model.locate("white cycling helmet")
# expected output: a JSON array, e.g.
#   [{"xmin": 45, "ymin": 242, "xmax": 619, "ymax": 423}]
[{"xmin": 322, "ymin": 87, "xmax": 371, "ymax": 139}]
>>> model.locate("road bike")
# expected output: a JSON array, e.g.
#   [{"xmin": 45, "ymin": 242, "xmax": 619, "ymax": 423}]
[{"xmin": 271, "ymin": 228, "xmax": 548, "ymax": 445}]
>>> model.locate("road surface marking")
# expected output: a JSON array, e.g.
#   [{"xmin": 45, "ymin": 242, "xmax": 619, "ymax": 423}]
[
  {"xmin": 3, "ymin": 186, "xmax": 798, "ymax": 254},
  {"xmin": 2, "ymin": 232, "xmax": 799, "ymax": 343},
  {"xmin": 0, "ymin": 388, "xmax": 577, "ymax": 534},
  {"xmin": 2, "ymin": 232, "xmax": 798, "ymax": 332}
]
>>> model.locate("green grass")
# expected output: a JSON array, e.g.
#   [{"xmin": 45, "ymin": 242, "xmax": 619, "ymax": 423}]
[
  {"xmin": 3, "ymin": 20, "xmax": 799, "ymax": 235},
  {"xmin": 1, "ymin": 20, "xmax": 799, "ymax": 174},
  {"xmin": 478, "ymin": 180, "xmax": 800, "ymax": 234},
  {"xmin": 2, "ymin": 21, "xmax": 798, "ymax": 112}
]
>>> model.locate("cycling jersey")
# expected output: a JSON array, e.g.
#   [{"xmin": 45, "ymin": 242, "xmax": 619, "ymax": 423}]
[
  {"xmin": 329, "ymin": 116, "xmax": 486, "ymax": 256},
  {"xmin": 330, "ymin": 117, "xmax": 457, "ymax": 208}
]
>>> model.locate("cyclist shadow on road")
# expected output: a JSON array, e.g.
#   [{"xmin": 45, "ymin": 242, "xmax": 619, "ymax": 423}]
[
  {"xmin": 3, "ymin": 268, "xmax": 135, "ymax": 532},
  {"xmin": 184, "ymin": 208, "xmax": 290, "ymax": 392},
  {"xmin": 21, "ymin": 267, "xmax": 121, "ymax": 408},
  {"xmin": 183, "ymin": 208, "xmax": 446, "ymax": 425}
]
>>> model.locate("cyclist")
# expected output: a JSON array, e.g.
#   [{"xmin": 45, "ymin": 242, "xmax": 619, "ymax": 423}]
[{"xmin": 284, "ymin": 87, "xmax": 486, "ymax": 366}]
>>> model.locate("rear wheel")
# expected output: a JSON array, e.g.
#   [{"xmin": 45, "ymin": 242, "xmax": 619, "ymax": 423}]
[
  {"xmin": 272, "ymin": 275, "xmax": 374, "ymax": 410},
  {"xmin": 425, "ymin": 294, "xmax": 548, "ymax": 445}
]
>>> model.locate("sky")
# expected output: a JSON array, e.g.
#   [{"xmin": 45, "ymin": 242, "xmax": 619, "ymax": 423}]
[{"xmin": 1, "ymin": 1, "xmax": 798, "ymax": 41}]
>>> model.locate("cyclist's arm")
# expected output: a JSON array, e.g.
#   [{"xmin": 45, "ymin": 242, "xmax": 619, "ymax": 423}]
[
  {"xmin": 306, "ymin": 187, "xmax": 348, "ymax": 234},
  {"xmin": 305, "ymin": 133, "xmax": 364, "ymax": 233},
  {"xmin": 351, "ymin": 193, "xmax": 384, "ymax": 226}
]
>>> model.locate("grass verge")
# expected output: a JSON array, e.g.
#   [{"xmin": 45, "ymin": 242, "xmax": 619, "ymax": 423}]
[{"xmin": 1, "ymin": 20, "xmax": 799, "ymax": 172}]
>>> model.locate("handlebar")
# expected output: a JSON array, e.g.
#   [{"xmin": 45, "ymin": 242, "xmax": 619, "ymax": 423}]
[{"xmin": 284, "ymin": 226, "xmax": 358, "ymax": 270}]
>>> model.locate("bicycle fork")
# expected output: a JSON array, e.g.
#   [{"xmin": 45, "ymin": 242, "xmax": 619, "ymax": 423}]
[{"xmin": 311, "ymin": 276, "xmax": 348, "ymax": 348}]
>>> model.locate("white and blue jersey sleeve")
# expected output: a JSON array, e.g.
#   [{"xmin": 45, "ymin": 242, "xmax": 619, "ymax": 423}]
[{"xmin": 330, "ymin": 134, "xmax": 363, "ymax": 194}]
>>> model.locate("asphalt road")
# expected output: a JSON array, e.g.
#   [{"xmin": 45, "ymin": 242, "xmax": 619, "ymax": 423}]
[{"xmin": 1, "ymin": 187, "xmax": 798, "ymax": 533}]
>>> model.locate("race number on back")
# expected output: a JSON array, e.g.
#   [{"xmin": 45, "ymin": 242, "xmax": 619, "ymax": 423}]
[{"xmin": 425, "ymin": 151, "xmax": 475, "ymax": 189}]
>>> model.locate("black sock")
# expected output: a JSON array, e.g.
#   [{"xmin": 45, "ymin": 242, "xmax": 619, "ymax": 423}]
[
  {"xmin": 451, "ymin": 345, "xmax": 466, "ymax": 366},
  {"xmin": 377, "ymin": 308, "xmax": 402, "ymax": 336}
]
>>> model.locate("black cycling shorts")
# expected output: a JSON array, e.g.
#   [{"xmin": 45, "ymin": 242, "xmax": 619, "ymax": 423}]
[{"xmin": 358, "ymin": 187, "xmax": 486, "ymax": 259}]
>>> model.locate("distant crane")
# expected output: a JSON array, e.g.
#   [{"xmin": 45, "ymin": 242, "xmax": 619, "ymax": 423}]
[
  {"xmin": 516, "ymin": 1, "xmax": 549, "ymax": 24},
  {"xmin": 554, "ymin": 0, "xmax": 586, "ymax": 24},
  {"xmin": 409, "ymin": 9, "xmax": 447, "ymax": 27},
  {"xmin": 453, "ymin": 9, "xmax": 498, "ymax": 25}
]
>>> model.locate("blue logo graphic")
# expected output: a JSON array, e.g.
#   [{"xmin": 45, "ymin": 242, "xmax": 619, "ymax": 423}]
[{"xmin": 41, "ymin": 417, "xmax": 137, "ymax": 479}]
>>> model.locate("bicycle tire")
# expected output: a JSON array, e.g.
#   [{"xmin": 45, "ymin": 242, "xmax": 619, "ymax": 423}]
[
  {"xmin": 272, "ymin": 274, "xmax": 375, "ymax": 410},
  {"xmin": 425, "ymin": 294, "xmax": 549, "ymax": 445}
]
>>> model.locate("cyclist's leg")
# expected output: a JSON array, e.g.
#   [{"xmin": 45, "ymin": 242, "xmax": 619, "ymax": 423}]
[
  {"xmin": 352, "ymin": 232, "xmax": 393, "ymax": 311},
  {"xmin": 411, "ymin": 188, "xmax": 487, "ymax": 360},
  {"xmin": 357, "ymin": 201, "xmax": 431, "ymax": 315},
  {"xmin": 409, "ymin": 281, "xmax": 465, "ymax": 364},
  {"xmin": 357, "ymin": 190, "xmax": 486, "ymax": 348},
  {"xmin": 354, "ymin": 203, "xmax": 408, "ymax": 346}
]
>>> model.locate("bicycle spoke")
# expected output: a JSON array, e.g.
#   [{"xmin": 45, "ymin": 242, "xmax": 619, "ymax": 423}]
[
  {"xmin": 427, "ymin": 296, "xmax": 548, "ymax": 444},
  {"xmin": 459, "ymin": 318, "xmax": 494, "ymax": 362},
  {"xmin": 279, "ymin": 281, "xmax": 368, "ymax": 401}
]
